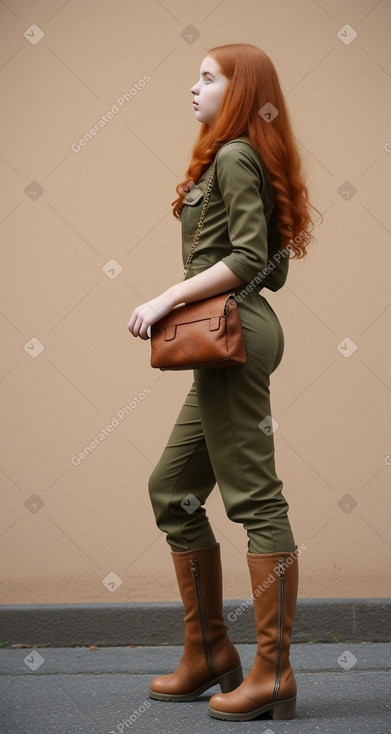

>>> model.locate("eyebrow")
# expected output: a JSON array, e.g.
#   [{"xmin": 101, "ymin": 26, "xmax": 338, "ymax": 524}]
[{"xmin": 201, "ymin": 70, "xmax": 215, "ymax": 78}]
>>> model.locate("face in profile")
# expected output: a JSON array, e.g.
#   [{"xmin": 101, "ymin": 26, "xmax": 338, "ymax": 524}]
[{"xmin": 190, "ymin": 56, "xmax": 229, "ymax": 125}]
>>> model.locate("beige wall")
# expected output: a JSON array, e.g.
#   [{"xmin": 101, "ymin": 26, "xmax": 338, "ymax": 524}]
[{"xmin": 1, "ymin": 0, "xmax": 390, "ymax": 606}]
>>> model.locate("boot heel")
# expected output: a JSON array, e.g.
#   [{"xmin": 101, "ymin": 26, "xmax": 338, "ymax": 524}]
[
  {"xmin": 272, "ymin": 696, "xmax": 296, "ymax": 720},
  {"xmin": 219, "ymin": 665, "xmax": 243, "ymax": 692}
]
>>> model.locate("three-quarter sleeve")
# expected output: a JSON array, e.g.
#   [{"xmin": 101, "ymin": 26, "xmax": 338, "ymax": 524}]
[
  {"xmin": 259, "ymin": 253, "xmax": 289, "ymax": 291},
  {"xmin": 216, "ymin": 142, "xmax": 270, "ymax": 284}
]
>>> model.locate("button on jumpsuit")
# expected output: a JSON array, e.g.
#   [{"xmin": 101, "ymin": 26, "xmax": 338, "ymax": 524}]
[{"xmin": 148, "ymin": 137, "xmax": 295, "ymax": 554}]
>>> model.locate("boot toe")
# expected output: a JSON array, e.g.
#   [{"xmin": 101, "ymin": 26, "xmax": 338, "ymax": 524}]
[
  {"xmin": 209, "ymin": 690, "xmax": 258, "ymax": 715},
  {"xmin": 149, "ymin": 674, "xmax": 171, "ymax": 694},
  {"xmin": 209, "ymin": 691, "xmax": 237, "ymax": 713},
  {"xmin": 149, "ymin": 670, "xmax": 204, "ymax": 698}
]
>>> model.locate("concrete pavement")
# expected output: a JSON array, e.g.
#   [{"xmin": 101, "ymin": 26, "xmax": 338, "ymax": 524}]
[{"xmin": 1, "ymin": 643, "xmax": 390, "ymax": 734}]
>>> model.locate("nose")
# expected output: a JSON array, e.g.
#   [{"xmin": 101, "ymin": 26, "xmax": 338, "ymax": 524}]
[{"xmin": 191, "ymin": 81, "xmax": 200, "ymax": 95}]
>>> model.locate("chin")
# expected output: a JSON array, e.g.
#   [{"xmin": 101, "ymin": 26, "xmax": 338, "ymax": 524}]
[{"xmin": 195, "ymin": 112, "xmax": 210, "ymax": 124}]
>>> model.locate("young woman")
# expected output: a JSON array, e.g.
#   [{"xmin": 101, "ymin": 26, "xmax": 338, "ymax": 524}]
[{"xmin": 128, "ymin": 43, "xmax": 318, "ymax": 722}]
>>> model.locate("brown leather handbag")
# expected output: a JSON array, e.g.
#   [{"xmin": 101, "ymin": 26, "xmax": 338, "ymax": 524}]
[{"xmin": 150, "ymin": 160, "xmax": 247, "ymax": 371}]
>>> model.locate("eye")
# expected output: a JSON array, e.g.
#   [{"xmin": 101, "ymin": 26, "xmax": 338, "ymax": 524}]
[{"xmin": 204, "ymin": 77, "xmax": 213, "ymax": 84}]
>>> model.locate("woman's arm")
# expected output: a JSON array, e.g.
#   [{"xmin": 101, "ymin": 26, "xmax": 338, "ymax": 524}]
[{"xmin": 127, "ymin": 261, "xmax": 244, "ymax": 340}]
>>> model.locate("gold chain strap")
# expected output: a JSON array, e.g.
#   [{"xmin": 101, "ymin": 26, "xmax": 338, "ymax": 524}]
[{"xmin": 181, "ymin": 160, "xmax": 217, "ymax": 281}]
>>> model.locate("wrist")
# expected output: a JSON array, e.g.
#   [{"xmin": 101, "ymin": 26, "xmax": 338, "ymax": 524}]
[{"xmin": 165, "ymin": 283, "xmax": 185, "ymax": 308}]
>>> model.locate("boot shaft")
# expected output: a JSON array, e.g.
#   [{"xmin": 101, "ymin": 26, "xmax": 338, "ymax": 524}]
[
  {"xmin": 247, "ymin": 550, "xmax": 298, "ymax": 697},
  {"xmin": 172, "ymin": 544, "xmax": 238, "ymax": 677},
  {"xmin": 172, "ymin": 544, "xmax": 228, "ymax": 642},
  {"xmin": 247, "ymin": 550, "xmax": 299, "ymax": 636}
]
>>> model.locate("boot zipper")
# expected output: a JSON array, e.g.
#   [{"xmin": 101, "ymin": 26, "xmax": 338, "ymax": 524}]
[
  {"xmin": 272, "ymin": 556, "xmax": 285, "ymax": 701},
  {"xmin": 190, "ymin": 557, "xmax": 217, "ymax": 679}
]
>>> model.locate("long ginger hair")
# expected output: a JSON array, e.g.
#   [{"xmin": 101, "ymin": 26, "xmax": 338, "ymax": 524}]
[{"xmin": 172, "ymin": 43, "xmax": 320, "ymax": 258}]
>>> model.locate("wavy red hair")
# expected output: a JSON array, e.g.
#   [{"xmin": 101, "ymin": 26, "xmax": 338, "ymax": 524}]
[{"xmin": 172, "ymin": 43, "xmax": 321, "ymax": 258}]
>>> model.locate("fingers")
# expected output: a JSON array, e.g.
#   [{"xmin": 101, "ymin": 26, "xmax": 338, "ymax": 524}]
[
  {"xmin": 127, "ymin": 314, "xmax": 137, "ymax": 334},
  {"xmin": 127, "ymin": 309, "xmax": 151, "ymax": 339},
  {"xmin": 128, "ymin": 298, "xmax": 165, "ymax": 339},
  {"xmin": 128, "ymin": 318, "xmax": 144, "ymax": 337},
  {"xmin": 127, "ymin": 304, "xmax": 144, "ymax": 335},
  {"xmin": 127, "ymin": 312, "xmax": 140, "ymax": 336},
  {"xmin": 139, "ymin": 330, "xmax": 150, "ymax": 341},
  {"xmin": 134, "ymin": 323, "xmax": 151, "ymax": 340}
]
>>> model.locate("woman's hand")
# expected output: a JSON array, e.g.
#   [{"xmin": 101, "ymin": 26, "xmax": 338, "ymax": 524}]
[{"xmin": 127, "ymin": 290, "xmax": 178, "ymax": 340}]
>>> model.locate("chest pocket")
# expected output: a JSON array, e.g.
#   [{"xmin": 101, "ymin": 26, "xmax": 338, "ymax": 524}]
[{"xmin": 181, "ymin": 185, "xmax": 205, "ymax": 235}]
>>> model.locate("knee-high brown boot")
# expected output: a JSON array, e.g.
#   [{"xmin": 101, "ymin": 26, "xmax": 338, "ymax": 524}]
[
  {"xmin": 209, "ymin": 550, "xmax": 298, "ymax": 720},
  {"xmin": 149, "ymin": 544, "xmax": 243, "ymax": 701}
]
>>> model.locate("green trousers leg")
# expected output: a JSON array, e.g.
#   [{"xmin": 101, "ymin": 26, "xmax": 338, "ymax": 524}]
[
  {"xmin": 148, "ymin": 293, "xmax": 295, "ymax": 554},
  {"xmin": 148, "ymin": 384, "xmax": 218, "ymax": 551}
]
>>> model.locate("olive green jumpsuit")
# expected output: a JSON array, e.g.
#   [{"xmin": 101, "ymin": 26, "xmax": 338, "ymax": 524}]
[{"xmin": 148, "ymin": 137, "xmax": 295, "ymax": 554}]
